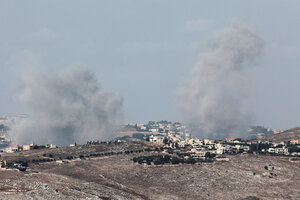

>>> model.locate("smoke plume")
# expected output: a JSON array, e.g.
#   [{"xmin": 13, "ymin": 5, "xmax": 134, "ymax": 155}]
[
  {"xmin": 177, "ymin": 24, "xmax": 264, "ymax": 139},
  {"xmin": 11, "ymin": 67, "xmax": 123, "ymax": 146}
]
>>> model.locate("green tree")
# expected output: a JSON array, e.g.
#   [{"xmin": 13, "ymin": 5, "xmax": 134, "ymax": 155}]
[{"xmin": 163, "ymin": 137, "xmax": 168, "ymax": 144}]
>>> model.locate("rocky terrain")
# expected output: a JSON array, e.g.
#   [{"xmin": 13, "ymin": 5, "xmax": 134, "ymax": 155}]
[{"xmin": 0, "ymin": 142, "xmax": 299, "ymax": 200}]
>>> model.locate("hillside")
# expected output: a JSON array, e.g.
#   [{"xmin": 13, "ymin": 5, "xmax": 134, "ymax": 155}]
[
  {"xmin": 262, "ymin": 127, "xmax": 300, "ymax": 143},
  {"xmin": 0, "ymin": 142, "xmax": 299, "ymax": 199}
]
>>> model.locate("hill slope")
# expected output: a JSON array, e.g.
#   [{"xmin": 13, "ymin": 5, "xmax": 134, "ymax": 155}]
[
  {"xmin": 0, "ymin": 142, "xmax": 299, "ymax": 199},
  {"xmin": 263, "ymin": 127, "xmax": 300, "ymax": 142}
]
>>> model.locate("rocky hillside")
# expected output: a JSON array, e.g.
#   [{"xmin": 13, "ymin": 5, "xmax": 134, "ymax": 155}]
[
  {"xmin": 262, "ymin": 127, "xmax": 300, "ymax": 143},
  {"xmin": 0, "ymin": 142, "xmax": 299, "ymax": 199}
]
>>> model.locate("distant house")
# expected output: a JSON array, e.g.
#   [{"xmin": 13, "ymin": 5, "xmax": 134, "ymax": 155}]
[
  {"xmin": 215, "ymin": 143, "xmax": 224, "ymax": 149},
  {"xmin": 189, "ymin": 139, "xmax": 203, "ymax": 146},
  {"xmin": 150, "ymin": 128, "xmax": 159, "ymax": 133},
  {"xmin": 140, "ymin": 125, "xmax": 147, "ymax": 131},
  {"xmin": 204, "ymin": 139, "xmax": 215, "ymax": 145},
  {"xmin": 267, "ymin": 148, "xmax": 275, "ymax": 153},
  {"xmin": 149, "ymin": 135, "xmax": 164, "ymax": 143},
  {"xmin": 166, "ymin": 142, "xmax": 177, "ymax": 149},
  {"xmin": 87, "ymin": 140, "xmax": 99, "ymax": 145},
  {"xmin": 185, "ymin": 133, "xmax": 191, "ymax": 141},
  {"xmin": 275, "ymin": 147, "xmax": 289, "ymax": 155},
  {"xmin": 241, "ymin": 145, "xmax": 250, "ymax": 151},
  {"xmin": 6, "ymin": 145, "xmax": 21, "ymax": 153},
  {"xmin": 232, "ymin": 139, "xmax": 242, "ymax": 144},
  {"xmin": 290, "ymin": 139, "xmax": 300, "ymax": 145},
  {"xmin": 169, "ymin": 137, "xmax": 181, "ymax": 143},
  {"xmin": 46, "ymin": 144, "xmax": 57, "ymax": 148},
  {"xmin": 226, "ymin": 138, "xmax": 236, "ymax": 142},
  {"xmin": 291, "ymin": 152, "xmax": 300, "ymax": 156},
  {"xmin": 23, "ymin": 144, "xmax": 34, "ymax": 151},
  {"xmin": 178, "ymin": 141, "xmax": 186, "ymax": 148},
  {"xmin": 273, "ymin": 142, "xmax": 285, "ymax": 147},
  {"xmin": 190, "ymin": 149, "xmax": 206, "ymax": 159},
  {"xmin": 216, "ymin": 147, "xmax": 225, "ymax": 155},
  {"xmin": 247, "ymin": 141, "xmax": 257, "ymax": 145}
]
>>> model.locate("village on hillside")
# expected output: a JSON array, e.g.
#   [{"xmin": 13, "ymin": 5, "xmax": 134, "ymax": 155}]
[
  {"xmin": 0, "ymin": 120, "xmax": 299, "ymax": 199},
  {"xmin": 1, "ymin": 120, "xmax": 299, "ymax": 166},
  {"xmin": 117, "ymin": 121, "xmax": 300, "ymax": 162}
]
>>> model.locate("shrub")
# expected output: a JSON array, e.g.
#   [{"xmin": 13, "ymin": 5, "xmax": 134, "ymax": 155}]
[
  {"xmin": 66, "ymin": 156, "xmax": 73, "ymax": 160},
  {"xmin": 16, "ymin": 160, "xmax": 28, "ymax": 167},
  {"xmin": 185, "ymin": 157, "xmax": 196, "ymax": 164},
  {"xmin": 138, "ymin": 160, "xmax": 143, "ymax": 164},
  {"xmin": 171, "ymin": 157, "xmax": 180, "ymax": 164}
]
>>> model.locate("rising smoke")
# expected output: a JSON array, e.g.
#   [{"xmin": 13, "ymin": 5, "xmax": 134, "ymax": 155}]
[
  {"xmin": 11, "ymin": 67, "xmax": 123, "ymax": 146},
  {"xmin": 177, "ymin": 24, "xmax": 264, "ymax": 139}
]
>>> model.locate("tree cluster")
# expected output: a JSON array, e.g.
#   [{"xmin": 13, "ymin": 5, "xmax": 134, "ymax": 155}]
[{"xmin": 133, "ymin": 155, "xmax": 196, "ymax": 165}]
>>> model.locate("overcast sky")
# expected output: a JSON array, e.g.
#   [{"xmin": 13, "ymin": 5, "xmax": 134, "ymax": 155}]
[{"xmin": 1, "ymin": 1, "xmax": 300, "ymax": 130}]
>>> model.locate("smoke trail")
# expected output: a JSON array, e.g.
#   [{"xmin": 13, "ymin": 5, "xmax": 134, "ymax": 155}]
[
  {"xmin": 11, "ymin": 67, "xmax": 123, "ymax": 146},
  {"xmin": 177, "ymin": 24, "xmax": 264, "ymax": 139}
]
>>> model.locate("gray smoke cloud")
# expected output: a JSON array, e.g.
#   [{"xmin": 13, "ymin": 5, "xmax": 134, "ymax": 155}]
[
  {"xmin": 11, "ymin": 66, "xmax": 123, "ymax": 146},
  {"xmin": 177, "ymin": 24, "xmax": 264, "ymax": 139}
]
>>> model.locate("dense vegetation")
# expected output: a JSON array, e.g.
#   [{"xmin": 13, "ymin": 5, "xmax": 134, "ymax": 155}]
[{"xmin": 133, "ymin": 155, "xmax": 197, "ymax": 165}]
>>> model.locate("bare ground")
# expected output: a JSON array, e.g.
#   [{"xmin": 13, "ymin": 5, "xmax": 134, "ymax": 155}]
[{"xmin": 0, "ymin": 144, "xmax": 299, "ymax": 200}]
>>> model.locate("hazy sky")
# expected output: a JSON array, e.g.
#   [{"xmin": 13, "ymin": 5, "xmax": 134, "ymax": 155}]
[{"xmin": 1, "ymin": 1, "xmax": 300, "ymax": 130}]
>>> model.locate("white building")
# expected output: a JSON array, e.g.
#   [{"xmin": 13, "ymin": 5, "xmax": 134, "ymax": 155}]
[
  {"xmin": 275, "ymin": 147, "xmax": 289, "ymax": 155},
  {"xmin": 204, "ymin": 139, "xmax": 215, "ymax": 145},
  {"xmin": 150, "ymin": 128, "xmax": 159, "ymax": 133},
  {"xmin": 216, "ymin": 148, "xmax": 225, "ymax": 154},
  {"xmin": 46, "ymin": 144, "xmax": 57, "ymax": 148},
  {"xmin": 190, "ymin": 149, "xmax": 206, "ymax": 159},
  {"xmin": 178, "ymin": 141, "xmax": 186, "ymax": 148},
  {"xmin": 149, "ymin": 135, "xmax": 164, "ymax": 143},
  {"xmin": 185, "ymin": 133, "xmax": 191, "ymax": 141}
]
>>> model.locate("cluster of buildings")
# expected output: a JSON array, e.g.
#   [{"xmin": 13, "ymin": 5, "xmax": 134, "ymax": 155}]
[
  {"xmin": 128, "ymin": 120, "xmax": 188, "ymax": 136},
  {"xmin": 150, "ymin": 133, "xmax": 300, "ymax": 159},
  {"xmin": 4, "ymin": 141, "xmax": 110, "ymax": 153},
  {"xmin": 5, "ymin": 144, "xmax": 57, "ymax": 153},
  {"xmin": 2, "ymin": 119, "xmax": 300, "ymax": 159},
  {"xmin": 124, "ymin": 121, "xmax": 300, "ymax": 159}
]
